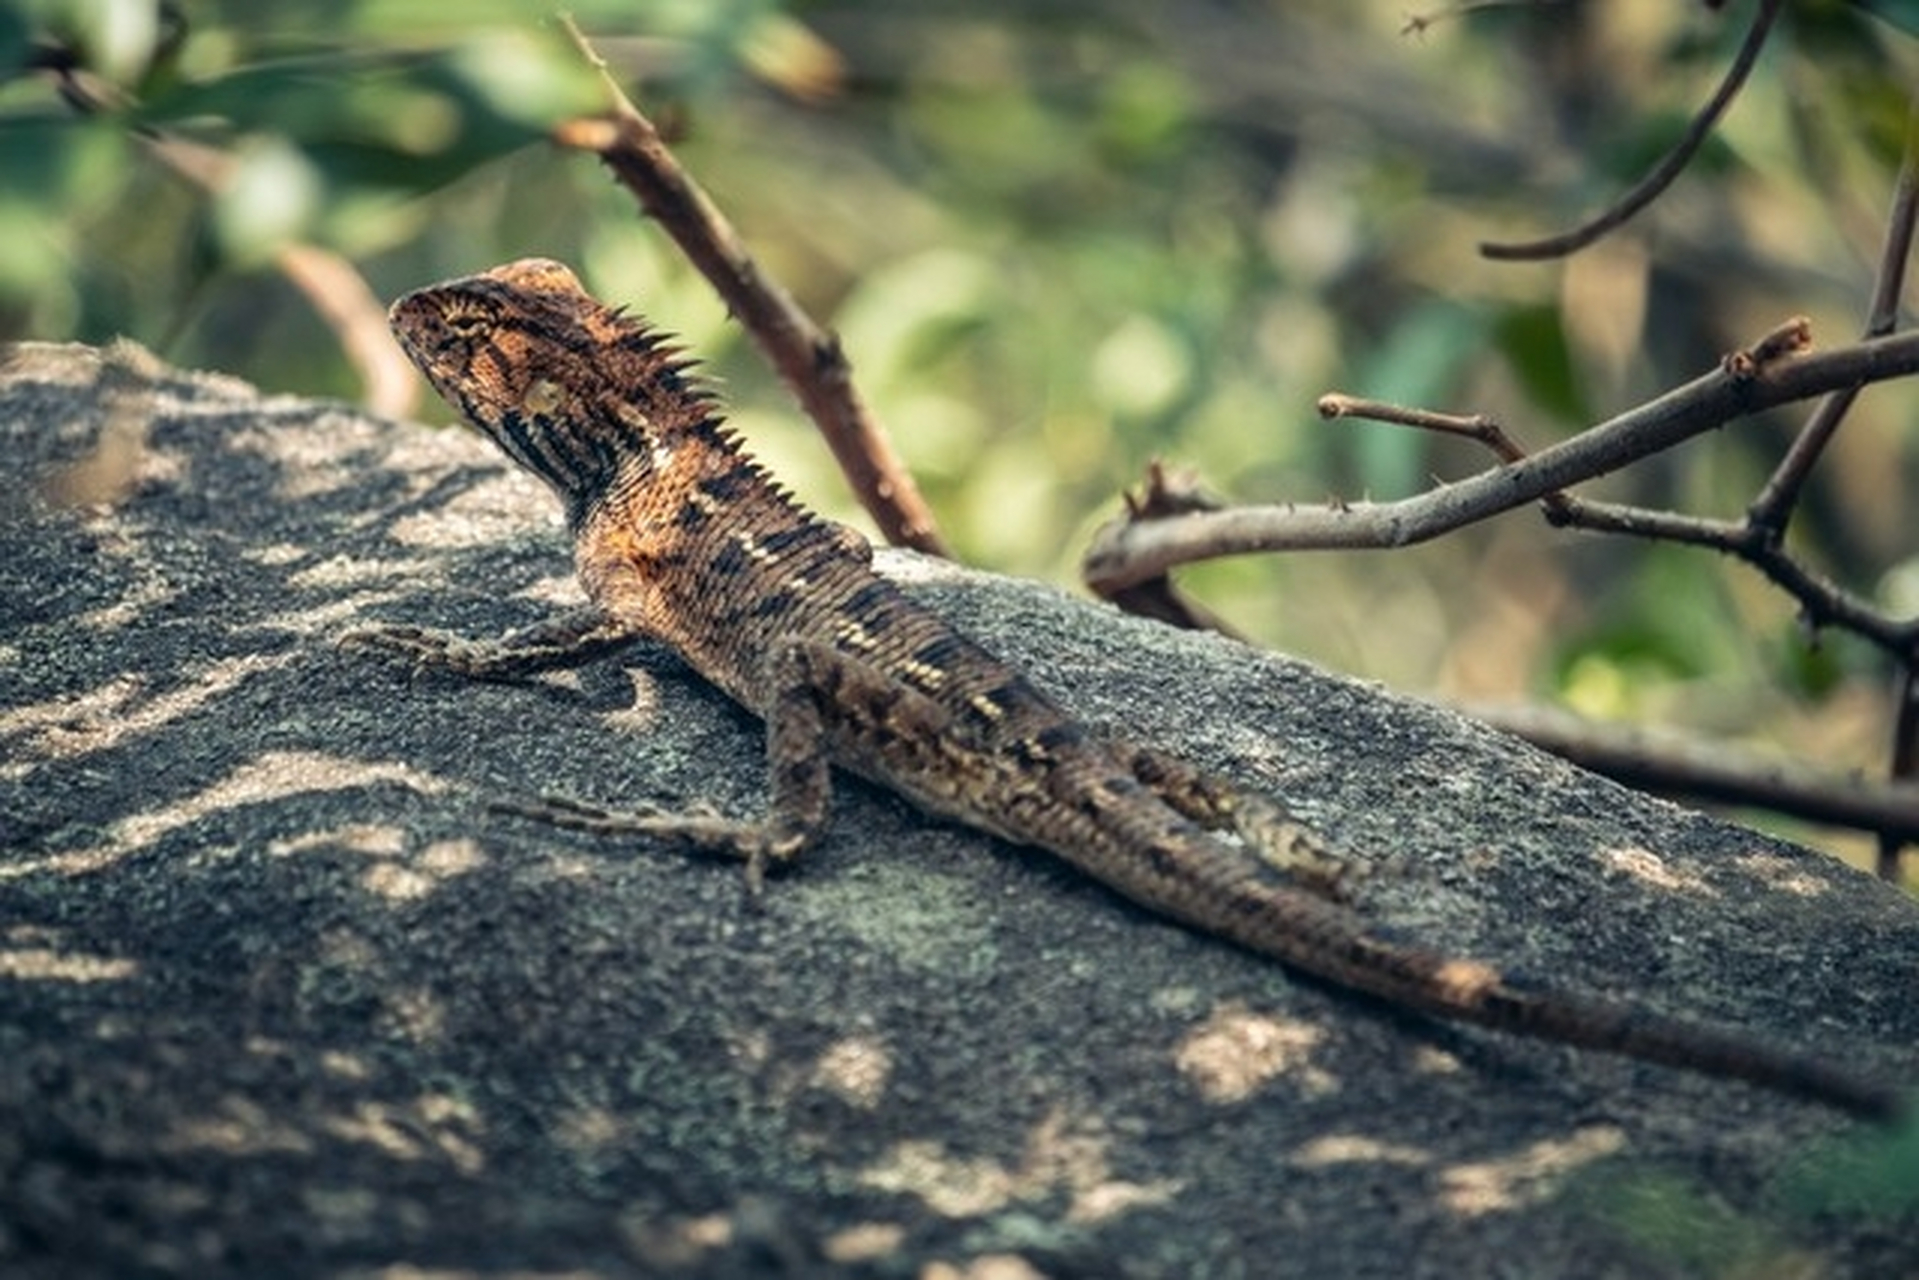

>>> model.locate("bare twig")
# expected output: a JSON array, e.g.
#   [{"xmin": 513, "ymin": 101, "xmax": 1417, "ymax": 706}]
[
  {"xmin": 1100, "ymin": 321, "xmax": 1919, "ymax": 659},
  {"xmin": 553, "ymin": 17, "xmax": 947, "ymax": 556},
  {"xmin": 1539, "ymin": 497, "xmax": 1908, "ymax": 657},
  {"xmin": 1886, "ymin": 668, "xmax": 1919, "ymax": 880},
  {"xmin": 1315, "ymin": 393, "xmax": 1576, "ymax": 520},
  {"xmin": 1479, "ymin": 0, "xmax": 1784, "ymax": 261},
  {"xmin": 1464, "ymin": 702, "xmax": 1919, "ymax": 849},
  {"xmin": 1747, "ymin": 100, "xmax": 1919, "ymax": 539},
  {"xmin": 1098, "ymin": 462, "xmax": 1245, "ymax": 634},
  {"xmin": 1401, "ymin": 1, "xmax": 1563, "ymax": 40},
  {"xmin": 1205, "ymin": 324, "xmax": 1917, "ymax": 658},
  {"xmin": 1738, "ymin": 98, "xmax": 1919, "ymax": 882},
  {"xmin": 1084, "ymin": 323, "xmax": 1919, "ymax": 616}
]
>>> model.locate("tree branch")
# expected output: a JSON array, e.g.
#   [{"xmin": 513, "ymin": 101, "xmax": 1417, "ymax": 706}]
[
  {"xmin": 1746, "ymin": 96, "xmax": 1919, "ymax": 539},
  {"xmin": 553, "ymin": 17, "xmax": 948, "ymax": 556},
  {"xmin": 1886, "ymin": 666, "xmax": 1919, "ymax": 880},
  {"xmin": 1480, "ymin": 0, "xmax": 1784, "ymax": 260},
  {"xmin": 1464, "ymin": 702, "xmax": 1919, "ymax": 849},
  {"xmin": 1084, "ymin": 322, "xmax": 1919, "ymax": 600}
]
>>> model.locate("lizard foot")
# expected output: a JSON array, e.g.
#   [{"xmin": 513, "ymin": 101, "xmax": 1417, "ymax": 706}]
[
  {"xmin": 1234, "ymin": 799, "xmax": 1372, "ymax": 905},
  {"xmin": 491, "ymin": 790, "xmax": 806, "ymax": 903},
  {"xmin": 338, "ymin": 623, "xmax": 495, "ymax": 680},
  {"xmin": 1124, "ymin": 745, "xmax": 1371, "ymax": 904}
]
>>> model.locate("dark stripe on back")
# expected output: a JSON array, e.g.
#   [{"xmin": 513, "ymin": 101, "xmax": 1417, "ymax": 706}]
[
  {"xmin": 698, "ymin": 463, "xmax": 760, "ymax": 503},
  {"xmin": 1033, "ymin": 721, "xmax": 1084, "ymax": 754},
  {"xmin": 843, "ymin": 580, "xmax": 894, "ymax": 618},
  {"xmin": 913, "ymin": 632, "xmax": 967, "ymax": 670},
  {"xmin": 710, "ymin": 538, "xmax": 749, "ymax": 578},
  {"xmin": 760, "ymin": 523, "xmax": 827, "ymax": 556},
  {"xmin": 750, "ymin": 593, "xmax": 794, "ymax": 619}
]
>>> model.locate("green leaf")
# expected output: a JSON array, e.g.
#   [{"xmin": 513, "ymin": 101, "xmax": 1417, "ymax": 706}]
[
  {"xmin": 1846, "ymin": 0, "xmax": 1919, "ymax": 38},
  {"xmin": 1776, "ymin": 1112, "xmax": 1919, "ymax": 1221},
  {"xmin": 129, "ymin": 32, "xmax": 601, "ymax": 196},
  {"xmin": 1494, "ymin": 303, "xmax": 1588, "ymax": 425},
  {"xmin": 1346, "ymin": 297, "xmax": 1486, "ymax": 498},
  {"xmin": 211, "ymin": 135, "xmax": 323, "ymax": 264}
]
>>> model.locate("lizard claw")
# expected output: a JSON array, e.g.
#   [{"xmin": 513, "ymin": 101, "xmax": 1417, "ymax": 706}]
[
  {"xmin": 743, "ymin": 848, "xmax": 770, "ymax": 907},
  {"xmin": 336, "ymin": 623, "xmax": 460, "ymax": 683},
  {"xmin": 489, "ymin": 791, "xmax": 665, "ymax": 827}
]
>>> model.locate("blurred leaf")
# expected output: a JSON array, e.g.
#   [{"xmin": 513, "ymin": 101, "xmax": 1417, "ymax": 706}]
[
  {"xmin": 1554, "ymin": 554, "xmax": 1742, "ymax": 711},
  {"xmin": 1494, "ymin": 304, "xmax": 1586, "ymax": 425},
  {"xmin": 0, "ymin": 199, "xmax": 72, "ymax": 299},
  {"xmin": 25, "ymin": 0, "xmax": 163, "ymax": 83},
  {"xmin": 1095, "ymin": 62, "xmax": 1191, "ymax": 163},
  {"xmin": 443, "ymin": 30, "xmax": 605, "ymax": 127},
  {"xmin": 212, "ymin": 134, "xmax": 322, "ymax": 264},
  {"xmin": 1839, "ymin": 0, "xmax": 1919, "ymax": 40},
  {"xmin": 1776, "ymin": 1114, "xmax": 1919, "ymax": 1221},
  {"xmin": 739, "ymin": 12, "xmax": 845, "ymax": 102},
  {"xmin": 0, "ymin": 2, "xmax": 32, "ymax": 74},
  {"xmin": 1091, "ymin": 313, "xmax": 1193, "ymax": 420},
  {"xmin": 133, "ymin": 36, "xmax": 600, "ymax": 195},
  {"xmin": 0, "ymin": 115, "xmax": 128, "ymax": 305},
  {"xmin": 835, "ymin": 248, "xmax": 998, "ymax": 391},
  {"xmin": 1347, "ymin": 297, "xmax": 1485, "ymax": 498},
  {"xmin": 341, "ymin": 1, "xmax": 642, "ymax": 35},
  {"xmin": 1771, "ymin": 631, "xmax": 1847, "ymax": 700}
]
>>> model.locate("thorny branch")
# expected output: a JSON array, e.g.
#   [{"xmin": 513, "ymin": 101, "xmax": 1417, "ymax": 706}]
[
  {"xmin": 1479, "ymin": 0, "xmax": 1785, "ymax": 260},
  {"xmin": 1084, "ymin": 318, "xmax": 1919, "ymax": 870},
  {"xmin": 1089, "ymin": 78, "xmax": 1919, "ymax": 872},
  {"xmin": 1507, "ymin": 114, "xmax": 1919, "ymax": 874},
  {"xmin": 1083, "ymin": 320, "xmax": 1919, "ymax": 617},
  {"xmin": 553, "ymin": 17, "xmax": 948, "ymax": 556},
  {"xmin": 1750, "ymin": 105, "xmax": 1919, "ymax": 538}
]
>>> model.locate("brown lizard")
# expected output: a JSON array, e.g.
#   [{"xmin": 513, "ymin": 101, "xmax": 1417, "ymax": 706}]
[{"xmin": 347, "ymin": 257, "xmax": 1906, "ymax": 1123}]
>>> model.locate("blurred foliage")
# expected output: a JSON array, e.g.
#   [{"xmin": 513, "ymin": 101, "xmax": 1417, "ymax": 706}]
[
  {"xmin": 1778, "ymin": 1112, "xmax": 1919, "ymax": 1220},
  {"xmin": 5, "ymin": 0, "xmax": 1919, "ymax": 861},
  {"xmin": 1558, "ymin": 1113, "xmax": 1919, "ymax": 1274}
]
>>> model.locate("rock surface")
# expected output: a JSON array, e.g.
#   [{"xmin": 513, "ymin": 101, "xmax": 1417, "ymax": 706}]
[{"xmin": 2, "ymin": 340, "xmax": 1915, "ymax": 1278}]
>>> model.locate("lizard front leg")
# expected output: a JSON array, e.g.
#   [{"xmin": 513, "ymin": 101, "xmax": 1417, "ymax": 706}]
[
  {"xmin": 1122, "ymin": 745, "xmax": 1366, "ymax": 900},
  {"xmin": 340, "ymin": 605, "xmax": 646, "ymax": 681}
]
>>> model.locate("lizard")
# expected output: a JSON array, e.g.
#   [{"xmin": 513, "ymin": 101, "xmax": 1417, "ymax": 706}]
[{"xmin": 345, "ymin": 257, "xmax": 1906, "ymax": 1123}]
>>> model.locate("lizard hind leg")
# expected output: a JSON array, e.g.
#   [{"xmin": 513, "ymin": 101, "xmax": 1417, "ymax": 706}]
[
  {"xmin": 494, "ymin": 638, "xmax": 843, "ymax": 897},
  {"xmin": 1122, "ymin": 745, "xmax": 1367, "ymax": 902}
]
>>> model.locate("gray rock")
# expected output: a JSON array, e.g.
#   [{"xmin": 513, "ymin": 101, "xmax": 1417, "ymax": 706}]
[{"xmin": 2, "ymin": 340, "xmax": 1914, "ymax": 1278}]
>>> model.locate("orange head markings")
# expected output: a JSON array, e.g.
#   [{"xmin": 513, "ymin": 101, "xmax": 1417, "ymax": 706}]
[{"xmin": 387, "ymin": 258, "xmax": 712, "ymax": 524}]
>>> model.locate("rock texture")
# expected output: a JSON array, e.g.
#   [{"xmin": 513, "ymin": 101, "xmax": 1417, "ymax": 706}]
[{"xmin": 2, "ymin": 340, "xmax": 1915, "ymax": 1278}]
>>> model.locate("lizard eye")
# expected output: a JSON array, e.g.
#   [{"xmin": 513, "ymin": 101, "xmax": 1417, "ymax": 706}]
[{"xmin": 440, "ymin": 302, "xmax": 490, "ymax": 338}]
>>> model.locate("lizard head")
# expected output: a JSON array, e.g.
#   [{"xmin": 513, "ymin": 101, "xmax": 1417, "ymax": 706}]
[{"xmin": 388, "ymin": 258, "xmax": 709, "ymax": 520}]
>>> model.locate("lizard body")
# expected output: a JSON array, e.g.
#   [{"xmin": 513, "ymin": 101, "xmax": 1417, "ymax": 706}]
[{"xmin": 354, "ymin": 258, "xmax": 1904, "ymax": 1122}]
